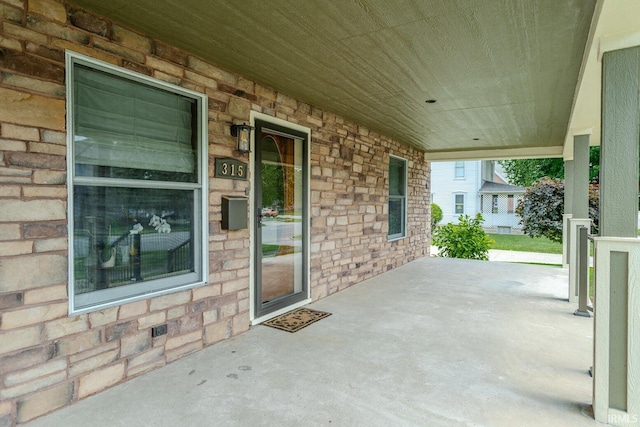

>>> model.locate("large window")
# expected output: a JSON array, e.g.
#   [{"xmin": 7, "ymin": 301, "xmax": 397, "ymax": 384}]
[
  {"xmin": 66, "ymin": 52, "xmax": 208, "ymax": 314},
  {"xmin": 388, "ymin": 156, "xmax": 407, "ymax": 240}
]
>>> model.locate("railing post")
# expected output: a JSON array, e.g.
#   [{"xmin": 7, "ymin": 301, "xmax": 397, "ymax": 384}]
[
  {"xmin": 568, "ymin": 218, "xmax": 591, "ymax": 304},
  {"xmin": 562, "ymin": 213, "xmax": 572, "ymax": 267},
  {"xmin": 131, "ymin": 233, "xmax": 142, "ymax": 281},
  {"xmin": 167, "ymin": 248, "xmax": 175, "ymax": 272},
  {"xmin": 574, "ymin": 226, "xmax": 590, "ymax": 317}
]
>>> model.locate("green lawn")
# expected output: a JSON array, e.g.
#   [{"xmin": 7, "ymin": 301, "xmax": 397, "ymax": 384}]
[{"xmin": 488, "ymin": 233, "xmax": 562, "ymax": 254}]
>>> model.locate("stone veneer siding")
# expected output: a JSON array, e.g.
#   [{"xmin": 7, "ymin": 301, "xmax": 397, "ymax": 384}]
[{"xmin": 0, "ymin": 0, "xmax": 431, "ymax": 424}]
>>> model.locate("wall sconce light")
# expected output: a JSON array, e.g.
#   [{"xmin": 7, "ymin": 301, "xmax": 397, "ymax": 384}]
[{"xmin": 231, "ymin": 123, "xmax": 254, "ymax": 153}]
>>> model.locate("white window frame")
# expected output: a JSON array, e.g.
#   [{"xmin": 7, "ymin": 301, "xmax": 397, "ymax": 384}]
[
  {"xmin": 454, "ymin": 161, "xmax": 465, "ymax": 179},
  {"xmin": 66, "ymin": 51, "xmax": 208, "ymax": 315},
  {"xmin": 454, "ymin": 193, "xmax": 465, "ymax": 214},
  {"xmin": 388, "ymin": 155, "xmax": 408, "ymax": 241}
]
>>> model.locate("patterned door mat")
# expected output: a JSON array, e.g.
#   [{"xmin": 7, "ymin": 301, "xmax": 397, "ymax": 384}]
[{"xmin": 262, "ymin": 307, "xmax": 332, "ymax": 333}]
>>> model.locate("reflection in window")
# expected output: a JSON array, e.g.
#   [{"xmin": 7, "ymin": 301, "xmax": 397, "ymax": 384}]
[
  {"xmin": 257, "ymin": 129, "xmax": 306, "ymax": 307},
  {"xmin": 68, "ymin": 52, "xmax": 206, "ymax": 313}
]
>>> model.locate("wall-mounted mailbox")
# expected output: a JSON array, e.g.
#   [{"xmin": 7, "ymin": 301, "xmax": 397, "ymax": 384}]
[{"xmin": 221, "ymin": 196, "xmax": 248, "ymax": 230}]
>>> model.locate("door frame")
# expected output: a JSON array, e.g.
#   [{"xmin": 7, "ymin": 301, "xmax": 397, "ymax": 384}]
[{"xmin": 249, "ymin": 111, "xmax": 311, "ymax": 325}]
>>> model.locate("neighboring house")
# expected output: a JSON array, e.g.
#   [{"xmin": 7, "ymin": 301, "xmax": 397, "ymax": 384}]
[{"xmin": 431, "ymin": 161, "xmax": 525, "ymax": 233}]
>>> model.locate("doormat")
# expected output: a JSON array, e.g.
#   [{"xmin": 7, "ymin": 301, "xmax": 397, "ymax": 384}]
[{"xmin": 262, "ymin": 307, "xmax": 332, "ymax": 333}]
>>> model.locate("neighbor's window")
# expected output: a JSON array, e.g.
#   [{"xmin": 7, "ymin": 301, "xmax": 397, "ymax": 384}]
[
  {"xmin": 454, "ymin": 194, "xmax": 465, "ymax": 214},
  {"xmin": 388, "ymin": 155, "xmax": 407, "ymax": 240},
  {"xmin": 454, "ymin": 161, "xmax": 465, "ymax": 179},
  {"xmin": 67, "ymin": 52, "xmax": 207, "ymax": 314},
  {"xmin": 492, "ymin": 195, "xmax": 499, "ymax": 213},
  {"xmin": 507, "ymin": 195, "xmax": 514, "ymax": 213}
]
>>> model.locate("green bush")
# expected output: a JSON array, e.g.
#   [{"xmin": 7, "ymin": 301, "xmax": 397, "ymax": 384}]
[
  {"xmin": 515, "ymin": 178, "xmax": 599, "ymax": 242},
  {"xmin": 516, "ymin": 178, "xmax": 565, "ymax": 242},
  {"xmin": 431, "ymin": 203, "xmax": 443, "ymax": 230},
  {"xmin": 432, "ymin": 213, "xmax": 493, "ymax": 260}
]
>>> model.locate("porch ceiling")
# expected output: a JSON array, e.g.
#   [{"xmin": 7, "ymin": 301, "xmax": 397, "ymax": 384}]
[{"xmin": 68, "ymin": 0, "xmax": 597, "ymax": 160}]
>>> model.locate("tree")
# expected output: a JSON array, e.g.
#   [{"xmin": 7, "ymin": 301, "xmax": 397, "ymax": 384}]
[
  {"xmin": 432, "ymin": 214, "xmax": 493, "ymax": 260},
  {"xmin": 499, "ymin": 147, "xmax": 602, "ymax": 187},
  {"xmin": 498, "ymin": 158, "xmax": 565, "ymax": 187},
  {"xmin": 431, "ymin": 203, "xmax": 443, "ymax": 230},
  {"xmin": 516, "ymin": 178, "xmax": 599, "ymax": 242},
  {"xmin": 261, "ymin": 163, "xmax": 284, "ymax": 208},
  {"xmin": 589, "ymin": 146, "xmax": 600, "ymax": 182}
]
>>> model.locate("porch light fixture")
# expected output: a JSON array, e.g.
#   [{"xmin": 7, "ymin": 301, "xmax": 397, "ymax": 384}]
[{"xmin": 231, "ymin": 123, "xmax": 254, "ymax": 153}]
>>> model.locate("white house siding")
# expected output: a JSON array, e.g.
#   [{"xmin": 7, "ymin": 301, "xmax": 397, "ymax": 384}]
[
  {"xmin": 431, "ymin": 161, "xmax": 482, "ymax": 225},
  {"xmin": 431, "ymin": 161, "xmax": 524, "ymax": 232}
]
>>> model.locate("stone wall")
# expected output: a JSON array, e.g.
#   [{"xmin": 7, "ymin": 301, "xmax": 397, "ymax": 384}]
[
  {"xmin": 309, "ymin": 129, "xmax": 430, "ymax": 299},
  {"xmin": 0, "ymin": 0, "xmax": 430, "ymax": 424}
]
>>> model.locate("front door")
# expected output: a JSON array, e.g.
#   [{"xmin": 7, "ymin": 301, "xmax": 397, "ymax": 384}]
[{"xmin": 254, "ymin": 120, "xmax": 308, "ymax": 319}]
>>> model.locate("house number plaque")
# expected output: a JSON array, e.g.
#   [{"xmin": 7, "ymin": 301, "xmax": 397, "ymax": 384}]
[{"xmin": 214, "ymin": 158, "xmax": 247, "ymax": 180}]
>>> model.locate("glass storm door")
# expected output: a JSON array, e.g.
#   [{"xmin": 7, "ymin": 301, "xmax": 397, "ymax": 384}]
[{"xmin": 254, "ymin": 120, "xmax": 308, "ymax": 319}]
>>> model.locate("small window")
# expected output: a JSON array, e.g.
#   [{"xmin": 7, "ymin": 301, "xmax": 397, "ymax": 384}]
[
  {"xmin": 454, "ymin": 161, "xmax": 465, "ymax": 179},
  {"xmin": 67, "ymin": 52, "xmax": 208, "ymax": 314},
  {"xmin": 492, "ymin": 195, "xmax": 499, "ymax": 213},
  {"xmin": 454, "ymin": 194, "xmax": 465, "ymax": 214},
  {"xmin": 388, "ymin": 156, "xmax": 407, "ymax": 240}
]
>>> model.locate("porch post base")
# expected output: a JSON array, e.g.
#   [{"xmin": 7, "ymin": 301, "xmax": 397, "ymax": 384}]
[{"xmin": 573, "ymin": 309, "xmax": 591, "ymax": 318}]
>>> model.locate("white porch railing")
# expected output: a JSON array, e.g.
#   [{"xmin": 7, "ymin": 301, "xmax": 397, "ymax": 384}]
[{"xmin": 592, "ymin": 237, "xmax": 640, "ymax": 425}]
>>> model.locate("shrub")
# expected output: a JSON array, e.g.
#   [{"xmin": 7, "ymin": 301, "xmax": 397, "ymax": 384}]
[
  {"xmin": 431, "ymin": 203, "xmax": 443, "ymax": 230},
  {"xmin": 432, "ymin": 213, "xmax": 493, "ymax": 260},
  {"xmin": 516, "ymin": 179, "xmax": 565, "ymax": 242},
  {"xmin": 516, "ymin": 178, "xmax": 599, "ymax": 242}
]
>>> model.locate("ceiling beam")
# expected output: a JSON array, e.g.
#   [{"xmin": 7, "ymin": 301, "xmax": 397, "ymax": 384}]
[{"xmin": 424, "ymin": 146, "xmax": 564, "ymax": 162}]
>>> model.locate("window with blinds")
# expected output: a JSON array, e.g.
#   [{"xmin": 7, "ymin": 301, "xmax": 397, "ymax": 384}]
[
  {"xmin": 66, "ymin": 51, "xmax": 208, "ymax": 314},
  {"xmin": 73, "ymin": 64, "xmax": 197, "ymax": 181}
]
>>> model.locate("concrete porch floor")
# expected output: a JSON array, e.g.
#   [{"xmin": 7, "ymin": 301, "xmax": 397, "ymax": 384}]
[{"xmin": 27, "ymin": 258, "xmax": 597, "ymax": 426}]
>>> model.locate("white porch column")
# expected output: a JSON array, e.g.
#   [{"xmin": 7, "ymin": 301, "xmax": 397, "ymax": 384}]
[
  {"xmin": 593, "ymin": 45, "xmax": 640, "ymax": 425},
  {"xmin": 568, "ymin": 135, "xmax": 590, "ymax": 304}
]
